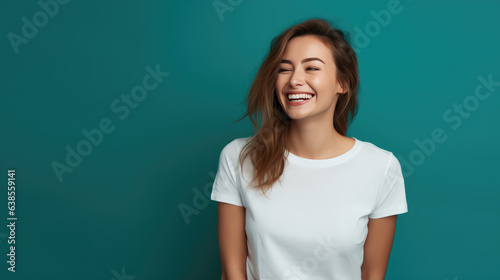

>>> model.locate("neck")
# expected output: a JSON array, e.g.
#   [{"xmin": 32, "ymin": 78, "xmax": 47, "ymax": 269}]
[{"xmin": 286, "ymin": 121, "xmax": 351, "ymax": 159}]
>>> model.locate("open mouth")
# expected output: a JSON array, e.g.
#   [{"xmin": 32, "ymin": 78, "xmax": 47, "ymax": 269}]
[
  {"xmin": 286, "ymin": 94, "xmax": 315, "ymax": 106},
  {"xmin": 286, "ymin": 93, "xmax": 315, "ymax": 102}
]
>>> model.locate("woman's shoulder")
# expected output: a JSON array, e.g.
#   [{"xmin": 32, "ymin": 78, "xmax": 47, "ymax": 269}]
[
  {"xmin": 355, "ymin": 137, "xmax": 396, "ymax": 162},
  {"xmin": 353, "ymin": 138, "xmax": 404, "ymax": 180},
  {"xmin": 221, "ymin": 136, "xmax": 251, "ymax": 150},
  {"xmin": 218, "ymin": 136, "xmax": 252, "ymax": 159}
]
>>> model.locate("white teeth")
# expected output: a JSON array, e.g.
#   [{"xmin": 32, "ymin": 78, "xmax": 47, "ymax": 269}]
[{"xmin": 287, "ymin": 93, "xmax": 313, "ymax": 100}]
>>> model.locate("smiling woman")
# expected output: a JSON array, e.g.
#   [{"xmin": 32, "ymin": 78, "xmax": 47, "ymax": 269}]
[{"xmin": 211, "ymin": 18, "xmax": 408, "ymax": 280}]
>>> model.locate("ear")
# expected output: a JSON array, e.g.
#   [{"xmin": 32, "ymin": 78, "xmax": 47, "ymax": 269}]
[{"xmin": 338, "ymin": 83, "xmax": 348, "ymax": 94}]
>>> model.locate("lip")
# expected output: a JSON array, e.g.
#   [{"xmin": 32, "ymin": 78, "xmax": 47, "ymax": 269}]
[{"xmin": 286, "ymin": 95, "xmax": 314, "ymax": 106}]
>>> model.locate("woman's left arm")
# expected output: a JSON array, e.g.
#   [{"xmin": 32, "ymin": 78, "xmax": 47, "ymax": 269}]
[{"xmin": 361, "ymin": 215, "xmax": 398, "ymax": 280}]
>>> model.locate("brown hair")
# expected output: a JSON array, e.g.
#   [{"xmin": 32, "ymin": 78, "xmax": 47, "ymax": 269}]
[{"xmin": 233, "ymin": 18, "xmax": 359, "ymax": 197}]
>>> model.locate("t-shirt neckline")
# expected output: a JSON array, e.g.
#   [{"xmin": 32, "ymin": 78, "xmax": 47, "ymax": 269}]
[{"xmin": 285, "ymin": 137, "xmax": 362, "ymax": 167}]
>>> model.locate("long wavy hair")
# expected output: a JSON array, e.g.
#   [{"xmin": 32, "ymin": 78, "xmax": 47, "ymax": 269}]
[{"xmin": 233, "ymin": 18, "xmax": 359, "ymax": 197}]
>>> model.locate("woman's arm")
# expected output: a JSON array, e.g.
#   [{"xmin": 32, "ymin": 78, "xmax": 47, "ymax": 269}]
[
  {"xmin": 361, "ymin": 215, "xmax": 398, "ymax": 280},
  {"xmin": 217, "ymin": 202, "xmax": 248, "ymax": 280}
]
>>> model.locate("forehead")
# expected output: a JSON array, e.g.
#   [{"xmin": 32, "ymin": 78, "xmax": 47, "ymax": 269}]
[{"xmin": 282, "ymin": 35, "xmax": 333, "ymax": 63}]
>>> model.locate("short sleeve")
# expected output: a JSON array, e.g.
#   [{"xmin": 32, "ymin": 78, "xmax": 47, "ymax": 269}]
[
  {"xmin": 369, "ymin": 153, "xmax": 408, "ymax": 219},
  {"xmin": 210, "ymin": 141, "xmax": 244, "ymax": 207}
]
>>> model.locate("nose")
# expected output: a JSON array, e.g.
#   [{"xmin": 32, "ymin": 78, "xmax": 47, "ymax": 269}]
[{"xmin": 289, "ymin": 69, "xmax": 305, "ymax": 87}]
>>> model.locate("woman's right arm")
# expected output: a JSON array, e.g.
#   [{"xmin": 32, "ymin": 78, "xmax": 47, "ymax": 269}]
[{"xmin": 217, "ymin": 202, "xmax": 248, "ymax": 280}]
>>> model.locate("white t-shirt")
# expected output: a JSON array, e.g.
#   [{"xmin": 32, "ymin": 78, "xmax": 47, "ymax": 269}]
[{"xmin": 211, "ymin": 136, "xmax": 408, "ymax": 280}]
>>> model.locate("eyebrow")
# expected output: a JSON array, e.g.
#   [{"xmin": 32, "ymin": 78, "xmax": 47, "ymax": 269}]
[{"xmin": 280, "ymin": 57, "xmax": 325, "ymax": 65}]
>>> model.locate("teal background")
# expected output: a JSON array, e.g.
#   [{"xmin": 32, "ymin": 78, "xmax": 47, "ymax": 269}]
[{"xmin": 1, "ymin": 0, "xmax": 499, "ymax": 279}]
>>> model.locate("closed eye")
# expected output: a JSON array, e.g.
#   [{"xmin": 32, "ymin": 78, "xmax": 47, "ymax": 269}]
[{"xmin": 278, "ymin": 67, "xmax": 319, "ymax": 73}]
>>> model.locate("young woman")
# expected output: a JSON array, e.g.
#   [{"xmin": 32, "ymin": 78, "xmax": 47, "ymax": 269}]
[{"xmin": 211, "ymin": 18, "xmax": 408, "ymax": 280}]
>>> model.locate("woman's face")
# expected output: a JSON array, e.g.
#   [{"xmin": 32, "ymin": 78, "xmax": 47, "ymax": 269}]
[{"xmin": 275, "ymin": 35, "xmax": 346, "ymax": 121}]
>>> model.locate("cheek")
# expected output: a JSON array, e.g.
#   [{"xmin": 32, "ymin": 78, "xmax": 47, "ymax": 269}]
[
  {"xmin": 308, "ymin": 77, "xmax": 324, "ymax": 93},
  {"xmin": 310, "ymin": 75, "xmax": 335, "ymax": 94},
  {"xmin": 275, "ymin": 77, "xmax": 284, "ymax": 89},
  {"xmin": 275, "ymin": 80, "xmax": 285, "ymax": 95}
]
